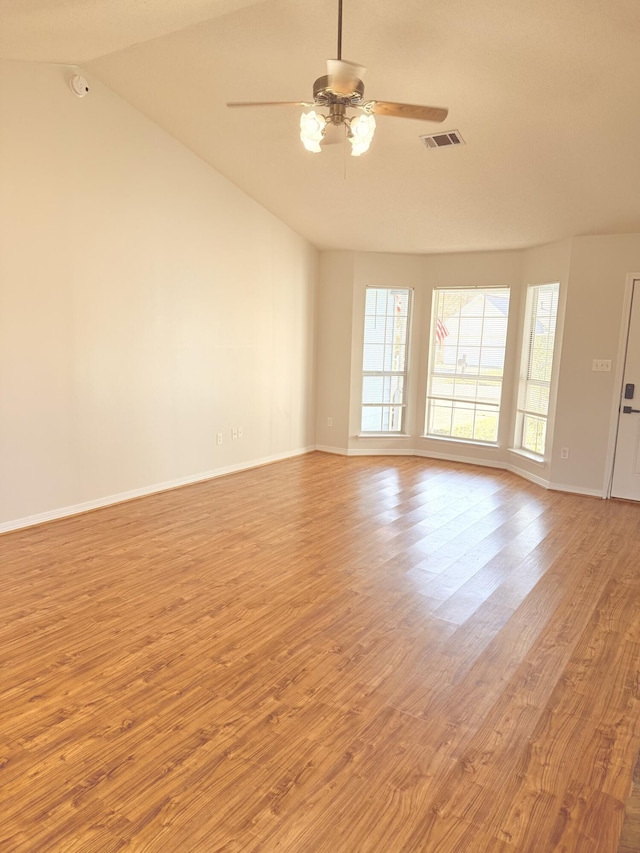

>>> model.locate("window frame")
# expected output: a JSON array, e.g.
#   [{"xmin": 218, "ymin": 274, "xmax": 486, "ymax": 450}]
[
  {"xmin": 424, "ymin": 285, "xmax": 512, "ymax": 445},
  {"xmin": 514, "ymin": 282, "xmax": 560, "ymax": 459},
  {"xmin": 360, "ymin": 286, "xmax": 413, "ymax": 435}
]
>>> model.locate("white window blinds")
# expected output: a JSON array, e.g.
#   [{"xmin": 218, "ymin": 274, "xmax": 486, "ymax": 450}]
[
  {"xmin": 361, "ymin": 287, "xmax": 412, "ymax": 433},
  {"xmin": 516, "ymin": 283, "xmax": 560, "ymax": 456},
  {"xmin": 425, "ymin": 287, "xmax": 511, "ymax": 443}
]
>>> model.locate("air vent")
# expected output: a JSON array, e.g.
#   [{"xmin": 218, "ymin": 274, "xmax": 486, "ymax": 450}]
[{"xmin": 419, "ymin": 130, "xmax": 465, "ymax": 149}]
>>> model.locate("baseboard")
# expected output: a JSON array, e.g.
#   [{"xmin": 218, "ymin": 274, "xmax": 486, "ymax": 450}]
[
  {"xmin": 1, "ymin": 444, "xmax": 608, "ymax": 535},
  {"xmin": 548, "ymin": 482, "xmax": 605, "ymax": 498},
  {"xmin": 415, "ymin": 448, "xmax": 505, "ymax": 469},
  {"xmin": 315, "ymin": 444, "xmax": 350, "ymax": 456},
  {"xmin": 317, "ymin": 443, "xmax": 605, "ymax": 497},
  {"xmin": 0, "ymin": 445, "xmax": 316, "ymax": 535},
  {"xmin": 506, "ymin": 462, "xmax": 551, "ymax": 490},
  {"xmin": 346, "ymin": 447, "xmax": 416, "ymax": 457}
]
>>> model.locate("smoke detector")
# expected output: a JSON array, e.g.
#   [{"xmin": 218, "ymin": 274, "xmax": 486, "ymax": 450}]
[{"xmin": 70, "ymin": 75, "xmax": 90, "ymax": 98}]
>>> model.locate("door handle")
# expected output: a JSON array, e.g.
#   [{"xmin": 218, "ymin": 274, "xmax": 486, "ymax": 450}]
[{"xmin": 623, "ymin": 405, "xmax": 640, "ymax": 413}]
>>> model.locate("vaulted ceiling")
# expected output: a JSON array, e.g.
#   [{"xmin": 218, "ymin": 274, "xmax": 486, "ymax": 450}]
[{"xmin": 3, "ymin": 0, "xmax": 640, "ymax": 253}]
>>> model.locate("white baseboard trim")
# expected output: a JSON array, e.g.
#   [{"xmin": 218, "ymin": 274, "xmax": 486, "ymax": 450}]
[
  {"xmin": 505, "ymin": 462, "xmax": 551, "ymax": 490},
  {"xmin": 0, "ymin": 445, "xmax": 316, "ymax": 535},
  {"xmin": 315, "ymin": 443, "xmax": 605, "ymax": 498},
  {"xmin": 346, "ymin": 447, "xmax": 416, "ymax": 457},
  {"xmin": 315, "ymin": 444, "xmax": 350, "ymax": 456},
  {"xmin": 547, "ymin": 482, "xmax": 605, "ymax": 498},
  {"xmin": 415, "ymin": 448, "xmax": 504, "ymax": 469},
  {"xmin": 2, "ymin": 445, "xmax": 607, "ymax": 535}
]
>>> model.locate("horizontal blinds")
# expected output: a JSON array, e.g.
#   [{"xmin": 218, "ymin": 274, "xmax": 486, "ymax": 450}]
[
  {"xmin": 518, "ymin": 283, "xmax": 559, "ymax": 455},
  {"xmin": 361, "ymin": 287, "xmax": 412, "ymax": 433},
  {"xmin": 426, "ymin": 287, "xmax": 510, "ymax": 443}
]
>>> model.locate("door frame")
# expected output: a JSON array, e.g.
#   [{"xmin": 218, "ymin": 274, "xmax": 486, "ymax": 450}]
[{"xmin": 604, "ymin": 273, "xmax": 640, "ymax": 498}]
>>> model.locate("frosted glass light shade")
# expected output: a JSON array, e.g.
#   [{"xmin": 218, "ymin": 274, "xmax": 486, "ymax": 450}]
[
  {"xmin": 349, "ymin": 114, "xmax": 376, "ymax": 156},
  {"xmin": 300, "ymin": 111, "xmax": 327, "ymax": 153}
]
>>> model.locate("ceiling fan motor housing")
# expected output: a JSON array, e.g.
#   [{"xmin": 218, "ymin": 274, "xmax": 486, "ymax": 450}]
[{"xmin": 313, "ymin": 75, "xmax": 364, "ymax": 105}]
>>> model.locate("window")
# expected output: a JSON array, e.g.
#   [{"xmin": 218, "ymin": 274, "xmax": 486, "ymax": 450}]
[
  {"xmin": 425, "ymin": 287, "xmax": 511, "ymax": 443},
  {"xmin": 515, "ymin": 283, "xmax": 560, "ymax": 456},
  {"xmin": 361, "ymin": 287, "xmax": 412, "ymax": 433}
]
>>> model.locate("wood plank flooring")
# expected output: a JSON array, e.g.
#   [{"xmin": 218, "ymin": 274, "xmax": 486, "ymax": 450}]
[
  {"xmin": 617, "ymin": 751, "xmax": 640, "ymax": 852},
  {"xmin": 1, "ymin": 452, "xmax": 639, "ymax": 851}
]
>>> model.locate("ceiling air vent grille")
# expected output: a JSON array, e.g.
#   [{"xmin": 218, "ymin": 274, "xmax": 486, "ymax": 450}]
[{"xmin": 420, "ymin": 130, "xmax": 465, "ymax": 149}]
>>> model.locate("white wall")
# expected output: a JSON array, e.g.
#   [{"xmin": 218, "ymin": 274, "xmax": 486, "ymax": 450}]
[
  {"xmin": 315, "ymin": 252, "xmax": 354, "ymax": 452},
  {"xmin": 0, "ymin": 60, "xmax": 317, "ymax": 530},
  {"xmin": 550, "ymin": 235, "xmax": 640, "ymax": 494}
]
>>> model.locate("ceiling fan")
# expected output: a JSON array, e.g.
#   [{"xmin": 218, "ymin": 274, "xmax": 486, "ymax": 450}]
[{"xmin": 227, "ymin": 0, "xmax": 448, "ymax": 156}]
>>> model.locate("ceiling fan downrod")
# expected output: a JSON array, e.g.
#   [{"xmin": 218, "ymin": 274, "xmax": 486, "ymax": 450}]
[{"xmin": 337, "ymin": 0, "xmax": 343, "ymax": 60}]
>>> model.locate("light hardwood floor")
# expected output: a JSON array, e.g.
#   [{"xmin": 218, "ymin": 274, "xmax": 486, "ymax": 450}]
[{"xmin": 1, "ymin": 452, "xmax": 639, "ymax": 852}]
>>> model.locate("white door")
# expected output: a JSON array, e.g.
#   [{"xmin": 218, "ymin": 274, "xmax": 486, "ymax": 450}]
[{"xmin": 612, "ymin": 279, "xmax": 640, "ymax": 500}]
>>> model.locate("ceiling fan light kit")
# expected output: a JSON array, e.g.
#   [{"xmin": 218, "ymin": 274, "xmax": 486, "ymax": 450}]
[
  {"xmin": 348, "ymin": 113, "xmax": 376, "ymax": 156},
  {"xmin": 300, "ymin": 108, "xmax": 376, "ymax": 156},
  {"xmin": 227, "ymin": 0, "xmax": 448, "ymax": 157},
  {"xmin": 300, "ymin": 111, "xmax": 327, "ymax": 153}
]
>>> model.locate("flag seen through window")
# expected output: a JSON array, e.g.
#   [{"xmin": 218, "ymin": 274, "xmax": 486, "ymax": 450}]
[
  {"xmin": 426, "ymin": 287, "xmax": 511, "ymax": 443},
  {"xmin": 435, "ymin": 318, "xmax": 449, "ymax": 345}
]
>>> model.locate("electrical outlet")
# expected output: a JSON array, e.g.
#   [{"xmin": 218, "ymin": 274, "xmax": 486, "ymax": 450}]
[
  {"xmin": 327, "ymin": 417, "xmax": 333, "ymax": 427},
  {"xmin": 238, "ymin": 426, "xmax": 243, "ymax": 439},
  {"xmin": 232, "ymin": 427, "xmax": 238, "ymax": 440},
  {"xmin": 216, "ymin": 433, "xmax": 223, "ymax": 445},
  {"xmin": 560, "ymin": 447, "xmax": 569, "ymax": 459}
]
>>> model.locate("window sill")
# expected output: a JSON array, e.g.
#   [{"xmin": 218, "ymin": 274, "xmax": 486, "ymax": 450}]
[
  {"xmin": 357, "ymin": 433, "xmax": 412, "ymax": 440},
  {"xmin": 509, "ymin": 448, "xmax": 545, "ymax": 465},
  {"xmin": 420, "ymin": 435, "xmax": 500, "ymax": 450}
]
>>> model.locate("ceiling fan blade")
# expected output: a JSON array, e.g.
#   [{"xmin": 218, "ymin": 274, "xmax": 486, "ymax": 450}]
[
  {"xmin": 326, "ymin": 58, "xmax": 366, "ymax": 95},
  {"xmin": 227, "ymin": 100, "xmax": 312, "ymax": 108},
  {"xmin": 368, "ymin": 101, "xmax": 448, "ymax": 122}
]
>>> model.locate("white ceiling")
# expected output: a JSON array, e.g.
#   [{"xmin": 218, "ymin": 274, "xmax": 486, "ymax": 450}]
[{"xmin": 4, "ymin": 0, "xmax": 640, "ymax": 253}]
